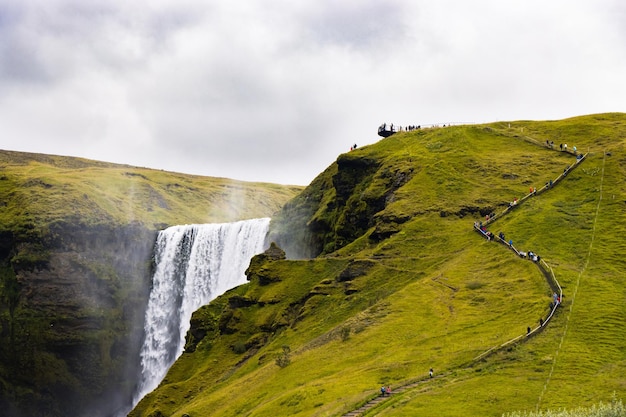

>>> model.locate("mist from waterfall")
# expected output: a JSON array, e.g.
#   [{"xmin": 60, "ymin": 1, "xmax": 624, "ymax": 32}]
[{"xmin": 128, "ymin": 218, "xmax": 270, "ymax": 412}]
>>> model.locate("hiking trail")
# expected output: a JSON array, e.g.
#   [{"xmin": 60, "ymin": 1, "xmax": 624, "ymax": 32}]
[{"xmin": 340, "ymin": 136, "xmax": 588, "ymax": 417}]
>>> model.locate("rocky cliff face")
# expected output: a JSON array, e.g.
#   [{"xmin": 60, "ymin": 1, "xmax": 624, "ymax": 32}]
[
  {"xmin": 0, "ymin": 150, "xmax": 301, "ymax": 417},
  {"xmin": 268, "ymin": 151, "xmax": 413, "ymax": 259},
  {"xmin": 0, "ymin": 221, "xmax": 156, "ymax": 417}
]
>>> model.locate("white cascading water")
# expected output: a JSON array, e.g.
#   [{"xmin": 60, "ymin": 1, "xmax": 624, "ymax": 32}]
[{"xmin": 130, "ymin": 218, "xmax": 270, "ymax": 408}]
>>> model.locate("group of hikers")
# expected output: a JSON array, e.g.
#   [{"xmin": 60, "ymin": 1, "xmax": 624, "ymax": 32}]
[
  {"xmin": 470, "ymin": 135, "xmax": 586, "ymax": 338},
  {"xmin": 378, "ymin": 122, "xmax": 421, "ymax": 133},
  {"xmin": 370, "ymin": 134, "xmax": 580, "ymax": 407},
  {"xmin": 545, "ymin": 140, "xmax": 579, "ymax": 155},
  {"xmin": 377, "ymin": 121, "xmax": 457, "ymax": 138},
  {"xmin": 475, "ymin": 223, "xmax": 542, "ymax": 265},
  {"xmin": 378, "ymin": 122, "xmax": 452, "ymax": 134},
  {"xmin": 379, "ymin": 369, "xmax": 433, "ymax": 397},
  {"xmin": 468, "ymin": 134, "xmax": 589, "ymax": 346}
]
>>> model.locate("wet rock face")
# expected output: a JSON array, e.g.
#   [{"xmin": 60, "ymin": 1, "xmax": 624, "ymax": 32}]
[
  {"xmin": 269, "ymin": 153, "xmax": 414, "ymax": 259},
  {"xmin": 326, "ymin": 156, "xmax": 414, "ymax": 253},
  {"xmin": 0, "ymin": 223, "xmax": 156, "ymax": 417},
  {"xmin": 246, "ymin": 242, "xmax": 286, "ymax": 286},
  {"xmin": 0, "ymin": 231, "xmax": 12, "ymax": 259},
  {"xmin": 263, "ymin": 242, "xmax": 286, "ymax": 261},
  {"xmin": 332, "ymin": 155, "xmax": 380, "ymax": 206},
  {"xmin": 337, "ymin": 260, "xmax": 376, "ymax": 282}
]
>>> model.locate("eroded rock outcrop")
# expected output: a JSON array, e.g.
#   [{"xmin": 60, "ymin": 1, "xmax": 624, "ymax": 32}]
[{"xmin": 0, "ymin": 222, "xmax": 155, "ymax": 417}]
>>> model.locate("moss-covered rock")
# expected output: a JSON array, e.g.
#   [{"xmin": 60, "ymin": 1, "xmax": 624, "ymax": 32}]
[
  {"xmin": 133, "ymin": 114, "xmax": 626, "ymax": 417},
  {"xmin": 0, "ymin": 150, "xmax": 301, "ymax": 417},
  {"xmin": 268, "ymin": 150, "xmax": 414, "ymax": 258}
]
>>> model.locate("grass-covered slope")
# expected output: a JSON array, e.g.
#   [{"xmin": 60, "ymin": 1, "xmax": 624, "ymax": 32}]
[
  {"xmin": 0, "ymin": 150, "xmax": 302, "ymax": 417},
  {"xmin": 131, "ymin": 113, "xmax": 626, "ymax": 417},
  {"xmin": 0, "ymin": 150, "xmax": 302, "ymax": 232}
]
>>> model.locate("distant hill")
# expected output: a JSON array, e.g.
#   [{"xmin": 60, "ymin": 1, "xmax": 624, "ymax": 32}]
[
  {"xmin": 130, "ymin": 113, "xmax": 626, "ymax": 416},
  {"xmin": 0, "ymin": 149, "xmax": 303, "ymax": 230},
  {"xmin": 0, "ymin": 150, "xmax": 302, "ymax": 417}
]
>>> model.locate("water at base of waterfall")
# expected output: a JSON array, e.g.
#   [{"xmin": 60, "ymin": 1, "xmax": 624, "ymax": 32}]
[{"xmin": 121, "ymin": 218, "xmax": 269, "ymax": 415}]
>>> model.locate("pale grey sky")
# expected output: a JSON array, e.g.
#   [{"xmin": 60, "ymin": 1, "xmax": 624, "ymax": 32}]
[{"xmin": 1, "ymin": 0, "xmax": 624, "ymax": 185}]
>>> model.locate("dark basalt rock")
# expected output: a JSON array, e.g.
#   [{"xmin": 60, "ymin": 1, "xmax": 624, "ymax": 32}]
[
  {"xmin": 246, "ymin": 243, "xmax": 286, "ymax": 286},
  {"xmin": 228, "ymin": 295, "xmax": 257, "ymax": 308},
  {"xmin": 0, "ymin": 222, "xmax": 156, "ymax": 417},
  {"xmin": 337, "ymin": 260, "xmax": 376, "ymax": 282}
]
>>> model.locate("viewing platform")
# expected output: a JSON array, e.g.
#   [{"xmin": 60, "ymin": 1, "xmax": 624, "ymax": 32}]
[{"xmin": 377, "ymin": 123, "xmax": 397, "ymax": 137}]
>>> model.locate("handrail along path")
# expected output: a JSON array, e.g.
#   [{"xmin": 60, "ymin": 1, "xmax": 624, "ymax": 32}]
[{"xmin": 341, "ymin": 136, "xmax": 588, "ymax": 417}]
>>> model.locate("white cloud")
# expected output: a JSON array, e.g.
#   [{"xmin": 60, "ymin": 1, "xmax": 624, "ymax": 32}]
[{"xmin": 1, "ymin": 0, "xmax": 624, "ymax": 185}]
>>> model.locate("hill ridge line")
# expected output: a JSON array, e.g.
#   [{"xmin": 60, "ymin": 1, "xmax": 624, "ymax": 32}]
[{"xmin": 340, "ymin": 140, "xmax": 587, "ymax": 417}]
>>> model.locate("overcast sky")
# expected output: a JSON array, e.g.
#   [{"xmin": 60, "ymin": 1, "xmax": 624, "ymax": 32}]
[{"xmin": 1, "ymin": 0, "xmax": 624, "ymax": 185}]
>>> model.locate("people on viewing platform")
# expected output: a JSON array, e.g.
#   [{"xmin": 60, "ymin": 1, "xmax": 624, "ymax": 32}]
[
  {"xmin": 366, "ymin": 134, "xmax": 579, "ymax": 410},
  {"xmin": 378, "ymin": 122, "xmax": 454, "ymax": 136},
  {"xmin": 378, "ymin": 123, "xmax": 396, "ymax": 137}
]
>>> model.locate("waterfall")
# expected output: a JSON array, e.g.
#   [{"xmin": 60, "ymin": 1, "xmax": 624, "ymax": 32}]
[{"xmin": 130, "ymin": 217, "xmax": 270, "ymax": 409}]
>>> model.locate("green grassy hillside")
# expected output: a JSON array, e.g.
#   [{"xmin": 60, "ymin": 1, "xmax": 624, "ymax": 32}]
[
  {"xmin": 0, "ymin": 150, "xmax": 302, "ymax": 232},
  {"xmin": 130, "ymin": 113, "xmax": 626, "ymax": 417},
  {"xmin": 0, "ymin": 150, "xmax": 302, "ymax": 417}
]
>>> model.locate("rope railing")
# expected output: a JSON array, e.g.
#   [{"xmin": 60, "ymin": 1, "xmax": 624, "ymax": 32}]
[
  {"xmin": 482, "ymin": 152, "xmax": 587, "ymax": 228},
  {"xmin": 472, "ymin": 152, "xmax": 585, "ymax": 360},
  {"xmin": 470, "ymin": 254, "xmax": 563, "ymax": 361},
  {"xmin": 342, "ymin": 135, "xmax": 586, "ymax": 417}
]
